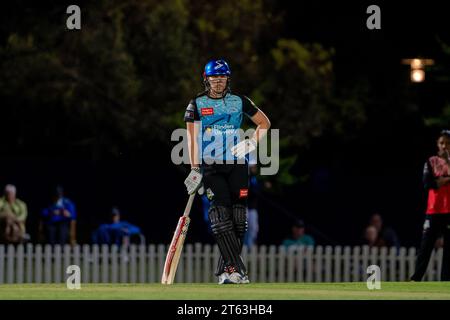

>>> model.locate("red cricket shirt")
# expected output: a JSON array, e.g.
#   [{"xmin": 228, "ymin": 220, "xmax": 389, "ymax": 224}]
[{"xmin": 426, "ymin": 156, "xmax": 450, "ymax": 214}]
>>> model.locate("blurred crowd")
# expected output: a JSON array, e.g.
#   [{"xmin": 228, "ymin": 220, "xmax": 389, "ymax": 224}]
[
  {"xmin": 0, "ymin": 180, "xmax": 404, "ymax": 249},
  {"xmin": 8, "ymin": 130, "xmax": 447, "ymax": 252},
  {"xmin": 0, "ymin": 184, "xmax": 144, "ymax": 246}
]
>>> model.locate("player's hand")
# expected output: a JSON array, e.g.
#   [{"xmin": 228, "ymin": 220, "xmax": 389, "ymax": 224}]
[
  {"xmin": 437, "ymin": 176, "xmax": 450, "ymax": 188},
  {"xmin": 184, "ymin": 167, "xmax": 203, "ymax": 194},
  {"xmin": 231, "ymin": 137, "xmax": 257, "ymax": 159},
  {"xmin": 445, "ymin": 150, "xmax": 450, "ymax": 164}
]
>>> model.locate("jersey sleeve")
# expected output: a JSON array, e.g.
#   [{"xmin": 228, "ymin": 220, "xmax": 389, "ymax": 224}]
[
  {"xmin": 184, "ymin": 99, "xmax": 200, "ymax": 122},
  {"xmin": 241, "ymin": 95, "xmax": 259, "ymax": 117},
  {"xmin": 423, "ymin": 159, "xmax": 438, "ymax": 190}
]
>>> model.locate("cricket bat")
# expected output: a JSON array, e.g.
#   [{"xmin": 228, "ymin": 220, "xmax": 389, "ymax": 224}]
[{"xmin": 161, "ymin": 193, "xmax": 196, "ymax": 284}]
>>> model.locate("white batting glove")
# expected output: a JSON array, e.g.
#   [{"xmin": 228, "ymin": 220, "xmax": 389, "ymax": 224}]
[
  {"xmin": 184, "ymin": 167, "xmax": 203, "ymax": 194},
  {"xmin": 231, "ymin": 137, "xmax": 257, "ymax": 159}
]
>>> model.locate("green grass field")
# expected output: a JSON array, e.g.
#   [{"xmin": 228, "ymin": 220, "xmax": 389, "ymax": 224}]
[{"xmin": 0, "ymin": 282, "xmax": 449, "ymax": 300}]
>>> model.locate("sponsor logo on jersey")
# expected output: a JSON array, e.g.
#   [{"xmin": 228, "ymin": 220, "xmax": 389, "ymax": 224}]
[
  {"xmin": 184, "ymin": 110, "xmax": 194, "ymax": 119},
  {"xmin": 239, "ymin": 189, "xmax": 249, "ymax": 198},
  {"xmin": 201, "ymin": 107, "xmax": 214, "ymax": 116},
  {"xmin": 204, "ymin": 124, "xmax": 236, "ymax": 135},
  {"xmin": 212, "ymin": 124, "xmax": 234, "ymax": 130},
  {"xmin": 206, "ymin": 188, "xmax": 215, "ymax": 200}
]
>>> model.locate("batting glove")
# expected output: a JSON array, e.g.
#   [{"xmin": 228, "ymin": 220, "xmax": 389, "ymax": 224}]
[
  {"xmin": 184, "ymin": 167, "xmax": 203, "ymax": 195},
  {"xmin": 231, "ymin": 137, "xmax": 257, "ymax": 159}
]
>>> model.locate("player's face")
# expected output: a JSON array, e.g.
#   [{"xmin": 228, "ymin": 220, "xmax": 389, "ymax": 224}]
[
  {"xmin": 207, "ymin": 75, "xmax": 228, "ymax": 94},
  {"xmin": 437, "ymin": 136, "xmax": 450, "ymax": 155}
]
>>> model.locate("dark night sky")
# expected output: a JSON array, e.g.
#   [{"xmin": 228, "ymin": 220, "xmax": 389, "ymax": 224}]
[{"xmin": 1, "ymin": 1, "xmax": 450, "ymax": 247}]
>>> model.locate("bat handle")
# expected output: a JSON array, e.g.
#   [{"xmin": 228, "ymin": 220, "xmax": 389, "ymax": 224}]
[{"xmin": 183, "ymin": 193, "xmax": 196, "ymax": 217}]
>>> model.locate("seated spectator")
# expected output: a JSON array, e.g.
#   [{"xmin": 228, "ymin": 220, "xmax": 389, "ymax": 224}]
[
  {"xmin": 92, "ymin": 207, "xmax": 144, "ymax": 246},
  {"xmin": 282, "ymin": 219, "xmax": 315, "ymax": 247},
  {"xmin": 0, "ymin": 184, "xmax": 28, "ymax": 240},
  {"xmin": 435, "ymin": 236, "xmax": 444, "ymax": 249},
  {"xmin": 245, "ymin": 164, "xmax": 260, "ymax": 248},
  {"xmin": 365, "ymin": 213, "xmax": 400, "ymax": 248},
  {"xmin": 362, "ymin": 225, "xmax": 383, "ymax": 247},
  {"xmin": 201, "ymin": 193, "xmax": 212, "ymax": 236},
  {"xmin": 0, "ymin": 207, "xmax": 24, "ymax": 244},
  {"xmin": 41, "ymin": 186, "xmax": 77, "ymax": 245}
]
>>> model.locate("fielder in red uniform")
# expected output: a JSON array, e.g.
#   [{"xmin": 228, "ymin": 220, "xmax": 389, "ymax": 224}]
[{"xmin": 411, "ymin": 130, "xmax": 450, "ymax": 281}]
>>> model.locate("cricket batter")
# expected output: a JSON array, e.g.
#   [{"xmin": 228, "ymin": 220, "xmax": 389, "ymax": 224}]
[{"xmin": 183, "ymin": 59, "xmax": 271, "ymax": 284}]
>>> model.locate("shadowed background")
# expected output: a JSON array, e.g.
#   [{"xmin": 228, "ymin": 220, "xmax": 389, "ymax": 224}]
[{"xmin": 1, "ymin": 0, "xmax": 449, "ymax": 247}]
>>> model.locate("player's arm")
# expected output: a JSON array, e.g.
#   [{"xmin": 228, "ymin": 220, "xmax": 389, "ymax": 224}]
[
  {"xmin": 231, "ymin": 96, "xmax": 271, "ymax": 158},
  {"xmin": 249, "ymin": 109, "xmax": 271, "ymax": 142},
  {"xmin": 423, "ymin": 159, "xmax": 450, "ymax": 189},
  {"xmin": 423, "ymin": 160, "xmax": 437, "ymax": 190},
  {"xmin": 184, "ymin": 99, "xmax": 201, "ymax": 168},
  {"xmin": 186, "ymin": 122, "xmax": 201, "ymax": 168},
  {"xmin": 184, "ymin": 100, "xmax": 203, "ymax": 194}
]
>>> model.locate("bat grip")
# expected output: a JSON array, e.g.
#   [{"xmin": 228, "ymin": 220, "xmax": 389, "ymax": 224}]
[{"xmin": 183, "ymin": 193, "xmax": 196, "ymax": 217}]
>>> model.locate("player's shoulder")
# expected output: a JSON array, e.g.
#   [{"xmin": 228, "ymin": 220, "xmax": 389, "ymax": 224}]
[
  {"xmin": 186, "ymin": 92, "xmax": 207, "ymax": 107},
  {"xmin": 427, "ymin": 155, "xmax": 440, "ymax": 163},
  {"xmin": 192, "ymin": 91, "xmax": 208, "ymax": 102},
  {"xmin": 426, "ymin": 155, "xmax": 445, "ymax": 168},
  {"xmin": 229, "ymin": 92, "xmax": 249, "ymax": 101},
  {"xmin": 227, "ymin": 92, "xmax": 254, "ymax": 106}
]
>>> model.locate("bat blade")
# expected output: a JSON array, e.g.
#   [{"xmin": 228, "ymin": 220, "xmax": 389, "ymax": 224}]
[{"xmin": 161, "ymin": 215, "xmax": 190, "ymax": 284}]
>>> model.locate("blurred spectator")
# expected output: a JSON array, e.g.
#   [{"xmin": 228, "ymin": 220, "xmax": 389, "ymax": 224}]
[
  {"xmin": 244, "ymin": 164, "xmax": 260, "ymax": 248},
  {"xmin": 0, "ymin": 207, "xmax": 24, "ymax": 243},
  {"xmin": 40, "ymin": 186, "xmax": 77, "ymax": 245},
  {"xmin": 435, "ymin": 236, "xmax": 444, "ymax": 249},
  {"xmin": 92, "ymin": 207, "xmax": 144, "ymax": 246},
  {"xmin": 282, "ymin": 219, "xmax": 315, "ymax": 247},
  {"xmin": 201, "ymin": 193, "xmax": 213, "ymax": 237},
  {"xmin": 365, "ymin": 213, "xmax": 400, "ymax": 248},
  {"xmin": 362, "ymin": 225, "xmax": 383, "ymax": 247},
  {"xmin": 0, "ymin": 184, "xmax": 28, "ymax": 240}
]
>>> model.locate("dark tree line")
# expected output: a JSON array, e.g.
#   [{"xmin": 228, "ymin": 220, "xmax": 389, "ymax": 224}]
[{"xmin": 0, "ymin": 0, "xmax": 372, "ymax": 191}]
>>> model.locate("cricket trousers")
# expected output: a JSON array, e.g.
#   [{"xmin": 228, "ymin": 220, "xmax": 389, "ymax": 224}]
[
  {"xmin": 411, "ymin": 213, "xmax": 450, "ymax": 281},
  {"xmin": 202, "ymin": 163, "xmax": 249, "ymax": 276},
  {"xmin": 202, "ymin": 163, "xmax": 249, "ymax": 207}
]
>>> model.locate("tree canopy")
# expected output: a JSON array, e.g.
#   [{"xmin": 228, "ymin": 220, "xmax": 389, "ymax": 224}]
[{"xmin": 0, "ymin": 0, "xmax": 399, "ymax": 189}]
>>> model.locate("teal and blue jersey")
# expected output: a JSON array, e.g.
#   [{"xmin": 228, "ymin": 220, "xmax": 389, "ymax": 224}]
[{"xmin": 184, "ymin": 92, "xmax": 259, "ymax": 163}]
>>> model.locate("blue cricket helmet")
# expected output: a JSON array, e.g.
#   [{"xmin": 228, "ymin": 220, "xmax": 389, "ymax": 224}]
[{"xmin": 203, "ymin": 59, "xmax": 231, "ymax": 78}]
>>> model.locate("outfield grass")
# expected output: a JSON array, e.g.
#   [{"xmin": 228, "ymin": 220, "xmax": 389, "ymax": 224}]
[{"xmin": 0, "ymin": 282, "xmax": 449, "ymax": 300}]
